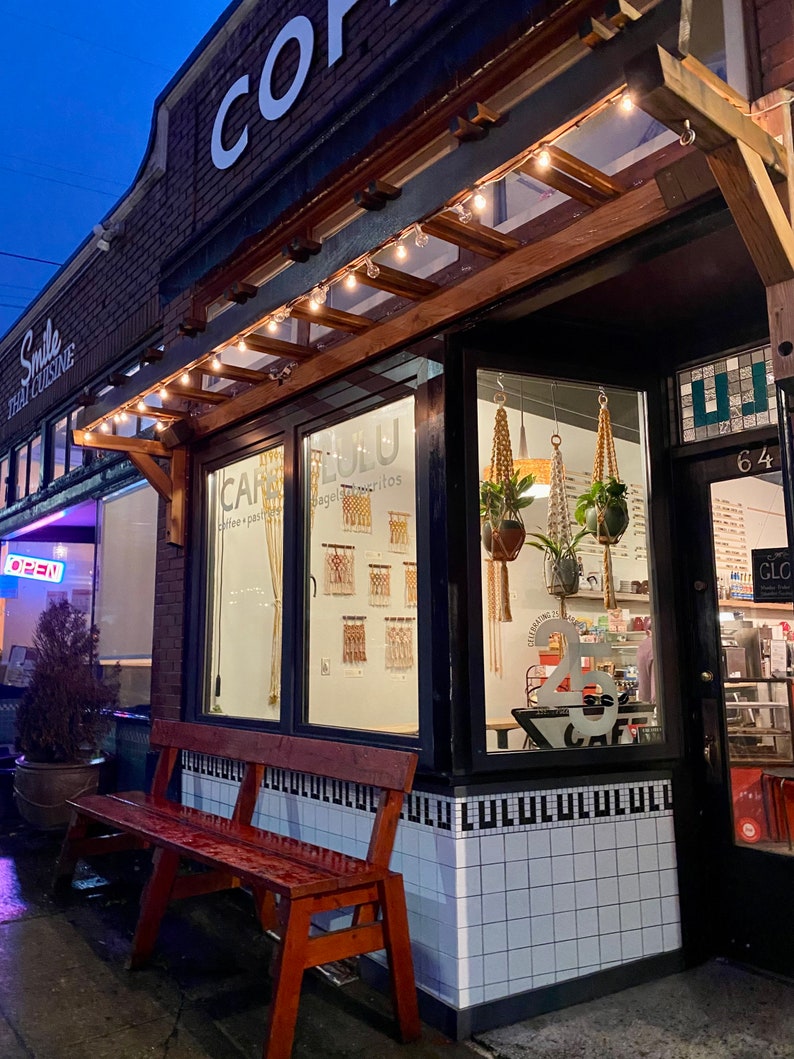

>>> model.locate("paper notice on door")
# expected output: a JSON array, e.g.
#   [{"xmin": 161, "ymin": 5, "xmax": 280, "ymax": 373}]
[{"xmin": 770, "ymin": 639, "xmax": 787, "ymax": 676}]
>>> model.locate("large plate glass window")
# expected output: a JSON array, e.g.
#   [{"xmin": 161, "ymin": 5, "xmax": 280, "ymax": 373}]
[
  {"xmin": 304, "ymin": 396, "xmax": 418, "ymax": 732},
  {"xmin": 203, "ymin": 444, "xmax": 284, "ymax": 719},
  {"xmin": 476, "ymin": 371, "xmax": 660, "ymax": 752}
]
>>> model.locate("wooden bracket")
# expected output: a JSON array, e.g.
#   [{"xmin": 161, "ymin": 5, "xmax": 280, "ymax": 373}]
[
  {"xmin": 178, "ymin": 316, "xmax": 207, "ymax": 338},
  {"xmin": 450, "ymin": 102, "xmax": 506, "ymax": 142},
  {"xmin": 605, "ymin": 0, "xmax": 642, "ymax": 29},
  {"xmin": 224, "ymin": 281, "xmax": 258, "ymax": 304},
  {"xmin": 579, "ymin": 18, "xmax": 617, "ymax": 49},
  {"xmin": 354, "ymin": 179, "xmax": 402, "ymax": 211},
  {"xmin": 140, "ymin": 346, "xmax": 164, "ymax": 365},
  {"xmin": 281, "ymin": 236, "xmax": 322, "ymax": 263},
  {"xmin": 106, "ymin": 372, "xmax": 129, "ymax": 388},
  {"xmin": 73, "ymin": 430, "xmax": 188, "ymax": 548}
]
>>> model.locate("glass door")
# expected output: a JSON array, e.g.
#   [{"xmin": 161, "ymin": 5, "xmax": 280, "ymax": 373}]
[{"xmin": 679, "ymin": 438, "xmax": 794, "ymax": 975}]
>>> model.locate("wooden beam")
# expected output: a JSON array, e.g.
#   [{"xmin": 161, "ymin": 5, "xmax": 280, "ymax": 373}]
[
  {"xmin": 679, "ymin": 54, "xmax": 748, "ymax": 112},
  {"xmin": 192, "ymin": 179, "xmax": 673, "ymax": 439},
  {"xmin": 203, "ymin": 362, "xmax": 268, "ymax": 385},
  {"xmin": 518, "ymin": 157, "xmax": 608, "ymax": 207},
  {"xmin": 547, "ymin": 145, "xmax": 625, "ymax": 198},
  {"xmin": 240, "ymin": 333, "xmax": 315, "ymax": 361},
  {"xmin": 291, "ymin": 303, "xmax": 372, "ymax": 334},
  {"xmin": 167, "ymin": 446, "xmax": 187, "ymax": 548},
  {"xmin": 422, "ymin": 213, "xmax": 520, "ymax": 257},
  {"xmin": 354, "ymin": 262, "xmax": 439, "ymax": 299},
  {"xmin": 137, "ymin": 405, "xmax": 193, "ymax": 421},
  {"xmin": 625, "ymin": 45, "xmax": 788, "ymax": 176},
  {"xmin": 769, "ymin": 279, "xmax": 794, "ymax": 384},
  {"xmin": 579, "ymin": 17, "xmax": 615, "ymax": 49},
  {"xmin": 705, "ymin": 139, "xmax": 794, "ymax": 285},
  {"xmin": 73, "ymin": 430, "xmax": 170, "ymax": 457},
  {"xmin": 168, "ymin": 384, "xmax": 229, "ymax": 404},
  {"xmin": 604, "ymin": 0, "xmax": 642, "ymax": 29},
  {"xmin": 126, "ymin": 452, "xmax": 172, "ymax": 503}
]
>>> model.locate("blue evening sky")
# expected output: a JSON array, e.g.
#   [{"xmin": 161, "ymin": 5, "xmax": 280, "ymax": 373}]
[{"xmin": 0, "ymin": 0, "xmax": 229, "ymax": 341}]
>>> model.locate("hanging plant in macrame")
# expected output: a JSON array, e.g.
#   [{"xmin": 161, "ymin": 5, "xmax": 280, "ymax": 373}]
[
  {"xmin": 574, "ymin": 391, "xmax": 629, "ymax": 610},
  {"xmin": 527, "ymin": 433, "xmax": 585, "ymax": 619}
]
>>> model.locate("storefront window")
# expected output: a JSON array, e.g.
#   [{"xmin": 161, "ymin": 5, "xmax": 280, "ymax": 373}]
[
  {"xmin": 28, "ymin": 434, "xmax": 41, "ymax": 494},
  {"xmin": 304, "ymin": 396, "xmax": 419, "ymax": 733},
  {"xmin": 14, "ymin": 443, "xmax": 27, "ymax": 502},
  {"xmin": 477, "ymin": 371, "xmax": 660, "ymax": 752},
  {"xmin": 0, "ymin": 456, "xmax": 8, "ymax": 510},
  {"xmin": 203, "ymin": 445, "xmax": 284, "ymax": 719}
]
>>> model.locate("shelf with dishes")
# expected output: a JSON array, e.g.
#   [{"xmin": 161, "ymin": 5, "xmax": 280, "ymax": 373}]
[{"xmin": 724, "ymin": 681, "xmax": 793, "ymax": 765}]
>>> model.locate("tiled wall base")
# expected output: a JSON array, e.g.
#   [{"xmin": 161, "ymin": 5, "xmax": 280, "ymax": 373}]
[{"xmin": 181, "ymin": 756, "xmax": 681, "ymax": 1015}]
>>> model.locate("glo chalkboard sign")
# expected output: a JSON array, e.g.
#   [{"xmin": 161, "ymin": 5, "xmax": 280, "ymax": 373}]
[{"xmin": 751, "ymin": 548, "xmax": 793, "ymax": 603}]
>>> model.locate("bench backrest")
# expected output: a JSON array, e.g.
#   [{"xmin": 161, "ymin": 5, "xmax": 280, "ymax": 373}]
[{"xmin": 148, "ymin": 719, "xmax": 418, "ymax": 868}]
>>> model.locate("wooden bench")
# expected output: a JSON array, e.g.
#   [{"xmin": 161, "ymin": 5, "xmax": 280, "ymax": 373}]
[{"xmin": 55, "ymin": 719, "xmax": 421, "ymax": 1059}]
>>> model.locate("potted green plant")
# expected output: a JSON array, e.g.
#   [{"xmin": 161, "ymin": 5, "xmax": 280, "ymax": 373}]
[
  {"xmin": 575, "ymin": 476, "xmax": 629, "ymax": 544},
  {"xmin": 480, "ymin": 471, "xmax": 535, "ymax": 561},
  {"xmin": 13, "ymin": 600, "xmax": 118, "ymax": 829},
  {"xmin": 527, "ymin": 527, "xmax": 589, "ymax": 598}
]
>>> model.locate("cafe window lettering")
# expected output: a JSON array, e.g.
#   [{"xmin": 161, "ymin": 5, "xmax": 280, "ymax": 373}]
[
  {"xmin": 477, "ymin": 371, "xmax": 661, "ymax": 753},
  {"xmin": 203, "ymin": 444, "xmax": 284, "ymax": 720},
  {"xmin": 304, "ymin": 395, "xmax": 419, "ymax": 733}
]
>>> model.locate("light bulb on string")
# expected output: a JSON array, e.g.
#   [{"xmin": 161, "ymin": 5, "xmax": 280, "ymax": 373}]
[
  {"xmin": 154, "ymin": 421, "xmax": 165, "ymax": 433},
  {"xmin": 119, "ymin": 411, "xmax": 128, "ymax": 422},
  {"xmin": 210, "ymin": 355, "xmax": 221, "ymax": 370},
  {"xmin": 113, "ymin": 413, "xmax": 121, "ymax": 423},
  {"xmin": 365, "ymin": 256, "xmax": 380, "ymax": 279},
  {"xmin": 453, "ymin": 201, "xmax": 472, "ymax": 224},
  {"xmin": 159, "ymin": 386, "xmax": 168, "ymax": 400},
  {"xmin": 137, "ymin": 400, "xmax": 147, "ymax": 412},
  {"xmin": 237, "ymin": 339, "xmax": 247, "ymax": 352},
  {"xmin": 274, "ymin": 308, "xmax": 289, "ymax": 324},
  {"xmin": 619, "ymin": 92, "xmax": 634, "ymax": 112},
  {"xmin": 344, "ymin": 271, "xmax": 358, "ymax": 289},
  {"xmin": 180, "ymin": 372, "xmax": 190, "ymax": 385},
  {"xmin": 535, "ymin": 146, "xmax": 552, "ymax": 168},
  {"xmin": 100, "ymin": 421, "xmax": 111, "ymax": 434},
  {"xmin": 473, "ymin": 189, "xmax": 487, "ymax": 212},
  {"xmin": 266, "ymin": 318, "xmax": 279, "ymax": 333},
  {"xmin": 394, "ymin": 240, "xmax": 407, "ymax": 261},
  {"xmin": 413, "ymin": 224, "xmax": 429, "ymax": 248}
]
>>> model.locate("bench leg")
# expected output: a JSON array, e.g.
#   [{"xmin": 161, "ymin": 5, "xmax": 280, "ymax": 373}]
[
  {"xmin": 129, "ymin": 847, "xmax": 180, "ymax": 970},
  {"xmin": 252, "ymin": 884, "xmax": 279, "ymax": 933},
  {"xmin": 378, "ymin": 873, "xmax": 421, "ymax": 1043},
  {"xmin": 263, "ymin": 897, "xmax": 312, "ymax": 1059},
  {"xmin": 53, "ymin": 810, "xmax": 88, "ymax": 889}
]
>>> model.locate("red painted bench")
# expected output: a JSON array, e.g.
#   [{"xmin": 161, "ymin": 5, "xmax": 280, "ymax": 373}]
[{"xmin": 55, "ymin": 719, "xmax": 421, "ymax": 1059}]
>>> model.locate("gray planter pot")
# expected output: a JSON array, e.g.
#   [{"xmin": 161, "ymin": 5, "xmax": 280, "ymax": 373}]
[
  {"xmin": 13, "ymin": 756, "xmax": 104, "ymax": 830},
  {"xmin": 544, "ymin": 556, "xmax": 580, "ymax": 597}
]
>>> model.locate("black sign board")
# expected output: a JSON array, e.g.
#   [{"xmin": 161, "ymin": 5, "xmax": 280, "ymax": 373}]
[{"xmin": 751, "ymin": 548, "xmax": 793, "ymax": 603}]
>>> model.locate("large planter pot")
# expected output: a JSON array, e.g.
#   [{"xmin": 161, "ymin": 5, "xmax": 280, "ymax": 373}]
[
  {"xmin": 482, "ymin": 519, "xmax": 526, "ymax": 561},
  {"xmin": 13, "ymin": 756, "xmax": 104, "ymax": 830},
  {"xmin": 584, "ymin": 502, "xmax": 629, "ymax": 545},
  {"xmin": 544, "ymin": 556, "xmax": 580, "ymax": 598}
]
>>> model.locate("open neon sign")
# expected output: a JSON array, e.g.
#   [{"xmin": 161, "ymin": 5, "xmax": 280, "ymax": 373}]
[{"xmin": 4, "ymin": 553, "xmax": 65, "ymax": 584}]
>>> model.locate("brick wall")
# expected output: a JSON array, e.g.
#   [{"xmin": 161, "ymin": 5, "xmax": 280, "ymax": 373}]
[
  {"xmin": 150, "ymin": 500, "xmax": 186, "ymax": 721},
  {"xmin": 756, "ymin": 0, "xmax": 794, "ymax": 93}
]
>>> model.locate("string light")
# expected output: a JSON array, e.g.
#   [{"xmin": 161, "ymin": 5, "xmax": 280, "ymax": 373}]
[
  {"xmin": 100, "ymin": 421, "xmax": 110, "ymax": 434},
  {"xmin": 237, "ymin": 339, "xmax": 247, "ymax": 352},
  {"xmin": 394, "ymin": 240, "xmax": 407, "ymax": 261},
  {"xmin": 210, "ymin": 355, "xmax": 221, "ymax": 370},
  {"xmin": 619, "ymin": 92, "xmax": 634, "ymax": 112},
  {"xmin": 414, "ymin": 224, "xmax": 429, "ymax": 248},
  {"xmin": 113, "ymin": 413, "xmax": 121, "ymax": 423},
  {"xmin": 159, "ymin": 386, "xmax": 168, "ymax": 400},
  {"xmin": 180, "ymin": 372, "xmax": 191, "ymax": 385},
  {"xmin": 84, "ymin": 430, "xmax": 93, "ymax": 440},
  {"xmin": 365, "ymin": 256, "xmax": 380, "ymax": 279},
  {"xmin": 119, "ymin": 411, "xmax": 128, "ymax": 422},
  {"xmin": 137, "ymin": 399, "xmax": 147, "ymax": 412},
  {"xmin": 453, "ymin": 202, "xmax": 472, "ymax": 224},
  {"xmin": 535, "ymin": 146, "xmax": 552, "ymax": 168},
  {"xmin": 266, "ymin": 318, "xmax": 279, "ymax": 333},
  {"xmin": 473, "ymin": 189, "xmax": 487, "ymax": 212},
  {"xmin": 274, "ymin": 308, "xmax": 289, "ymax": 324},
  {"xmin": 154, "ymin": 421, "xmax": 166, "ymax": 432},
  {"xmin": 344, "ymin": 271, "xmax": 358, "ymax": 289}
]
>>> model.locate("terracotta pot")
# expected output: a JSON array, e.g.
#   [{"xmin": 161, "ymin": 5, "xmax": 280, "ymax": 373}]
[
  {"xmin": 584, "ymin": 502, "xmax": 629, "ymax": 545},
  {"xmin": 13, "ymin": 756, "xmax": 104, "ymax": 830},
  {"xmin": 482, "ymin": 519, "xmax": 526, "ymax": 561},
  {"xmin": 544, "ymin": 556, "xmax": 580, "ymax": 597}
]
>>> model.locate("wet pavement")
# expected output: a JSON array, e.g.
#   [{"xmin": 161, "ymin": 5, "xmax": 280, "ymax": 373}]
[
  {"xmin": 4, "ymin": 799, "xmax": 794, "ymax": 1059},
  {"xmin": 0, "ymin": 811, "xmax": 481, "ymax": 1059}
]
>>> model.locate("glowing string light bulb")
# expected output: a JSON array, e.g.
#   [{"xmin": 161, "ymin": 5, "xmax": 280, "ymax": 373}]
[
  {"xmin": 536, "ymin": 145, "xmax": 552, "ymax": 168},
  {"xmin": 180, "ymin": 372, "xmax": 191, "ymax": 385},
  {"xmin": 620, "ymin": 92, "xmax": 634, "ymax": 112},
  {"xmin": 210, "ymin": 355, "xmax": 221, "ymax": 370},
  {"xmin": 308, "ymin": 284, "xmax": 328, "ymax": 311},
  {"xmin": 344, "ymin": 271, "xmax": 358, "ymax": 290},
  {"xmin": 100, "ymin": 421, "xmax": 111, "ymax": 434},
  {"xmin": 159, "ymin": 386, "xmax": 169, "ymax": 400},
  {"xmin": 266, "ymin": 318, "xmax": 279, "ymax": 333},
  {"xmin": 394, "ymin": 240, "xmax": 407, "ymax": 261},
  {"xmin": 237, "ymin": 339, "xmax": 247, "ymax": 352},
  {"xmin": 154, "ymin": 421, "xmax": 166, "ymax": 432},
  {"xmin": 137, "ymin": 400, "xmax": 147, "ymax": 413},
  {"xmin": 473, "ymin": 189, "xmax": 487, "ymax": 212},
  {"xmin": 119, "ymin": 411, "xmax": 128, "ymax": 422}
]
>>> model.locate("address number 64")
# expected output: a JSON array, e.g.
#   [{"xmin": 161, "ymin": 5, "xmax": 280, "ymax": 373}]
[{"xmin": 737, "ymin": 446, "xmax": 774, "ymax": 474}]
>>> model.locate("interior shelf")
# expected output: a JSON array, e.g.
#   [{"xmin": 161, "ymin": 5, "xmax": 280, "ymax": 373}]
[{"xmin": 719, "ymin": 600, "xmax": 793, "ymax": 611}]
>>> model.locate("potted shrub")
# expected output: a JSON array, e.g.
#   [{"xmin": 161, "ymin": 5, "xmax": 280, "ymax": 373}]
[
  {"xmin": 527, "ymin": 527, "xmax": 589, "ymax": 598},
  {"xmin": 13, "ymin": 600, "xmax": 118, "ymax": 829},
  {"xmin": 575, "ymin": 476, "xmax": 629, "ymax": 544},
  {"xmin": 480, "ymin": 471, "xmax": 535, "ymax": 561}
]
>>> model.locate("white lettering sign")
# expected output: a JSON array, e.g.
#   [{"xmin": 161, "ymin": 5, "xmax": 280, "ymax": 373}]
[
  {"xmin": 211, "ymin": 0, "xmax": 401, "ymax": 171},
  {"xmin": 4, "ymin": 553, "xmax": 66, "ymax": 584},
  {"xmin": 6, "ymin": 318, "xmax": 76, "ymax": 421}
]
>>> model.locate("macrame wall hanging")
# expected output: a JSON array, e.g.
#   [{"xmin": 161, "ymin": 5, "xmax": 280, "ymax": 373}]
[
  {"xmin": 368, "ymin": 563, "xmax": 392, "ymax": 606},
  {"xmin": 384, "ymin": 616, "xmax": 415, "ymax": 670},
  {"xmin": 341, "ymin": 484, "xmax": 372, "ymax": 532},
  {"xmin": 309, "ymin": 448, "xmax": 322, "ymax": 528},
  {"xmin": 404, "ymin": 561, "xmax": 417, "ymax": 607},
  {"xmin": 589, "ymin": 390, "xmax": 629, "ymax": 610},
  {"xmin": 342, "ymin": 616, "xmax": 367, "ymax": 664},
  {"xmin": 323, "ymin": 543, "xmax": 356, "ymax": 595},
  {"xmin": 388, "ymin": 511, "xmax": 411, "ymax": 553},
  {"xmin": 545, "ymin": 431, "xmax": 578, "ymax": 619}
]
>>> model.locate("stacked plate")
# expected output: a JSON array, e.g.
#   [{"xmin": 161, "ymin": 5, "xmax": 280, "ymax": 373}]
[{"xmin": 619, "ymin": 580, "xmax": 633, "ymax": 593}]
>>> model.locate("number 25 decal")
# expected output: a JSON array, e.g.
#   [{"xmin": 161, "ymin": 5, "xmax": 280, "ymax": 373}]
[
  {"xmin": 737, "ymin": 445, "xmax": 775, "ymax": 474},
  {"xmin": 534, "ymin": 618, "xmax": 619, "ymax": 737}
]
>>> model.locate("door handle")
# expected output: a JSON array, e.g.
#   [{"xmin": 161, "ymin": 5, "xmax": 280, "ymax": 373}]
[{"xmin": 704, "ymin": 734, "xmax": 716, "ymax": 768}]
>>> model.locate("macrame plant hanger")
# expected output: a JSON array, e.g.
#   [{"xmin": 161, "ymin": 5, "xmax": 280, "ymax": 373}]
[
  {"xmin": 546, "ymin": 383, "xmax": 574, "ymax": 619},
  {"xmin": 484, "ymin": 379, "xmax": 514, "ymax": 676},
  {"xmin": 592, "ymin": 389, "xmax": 622, "ymax": 610}
]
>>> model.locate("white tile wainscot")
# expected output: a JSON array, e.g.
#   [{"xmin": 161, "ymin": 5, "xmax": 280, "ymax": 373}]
[{"xmin": 180, "ymin": 756, "xmax": 681, "ymax": 1012}]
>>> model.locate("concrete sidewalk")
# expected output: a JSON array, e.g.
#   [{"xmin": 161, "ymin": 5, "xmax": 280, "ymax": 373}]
[{"xmin": 4, "ymin": 809, "xmax": 794, "ymax": 1059}]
